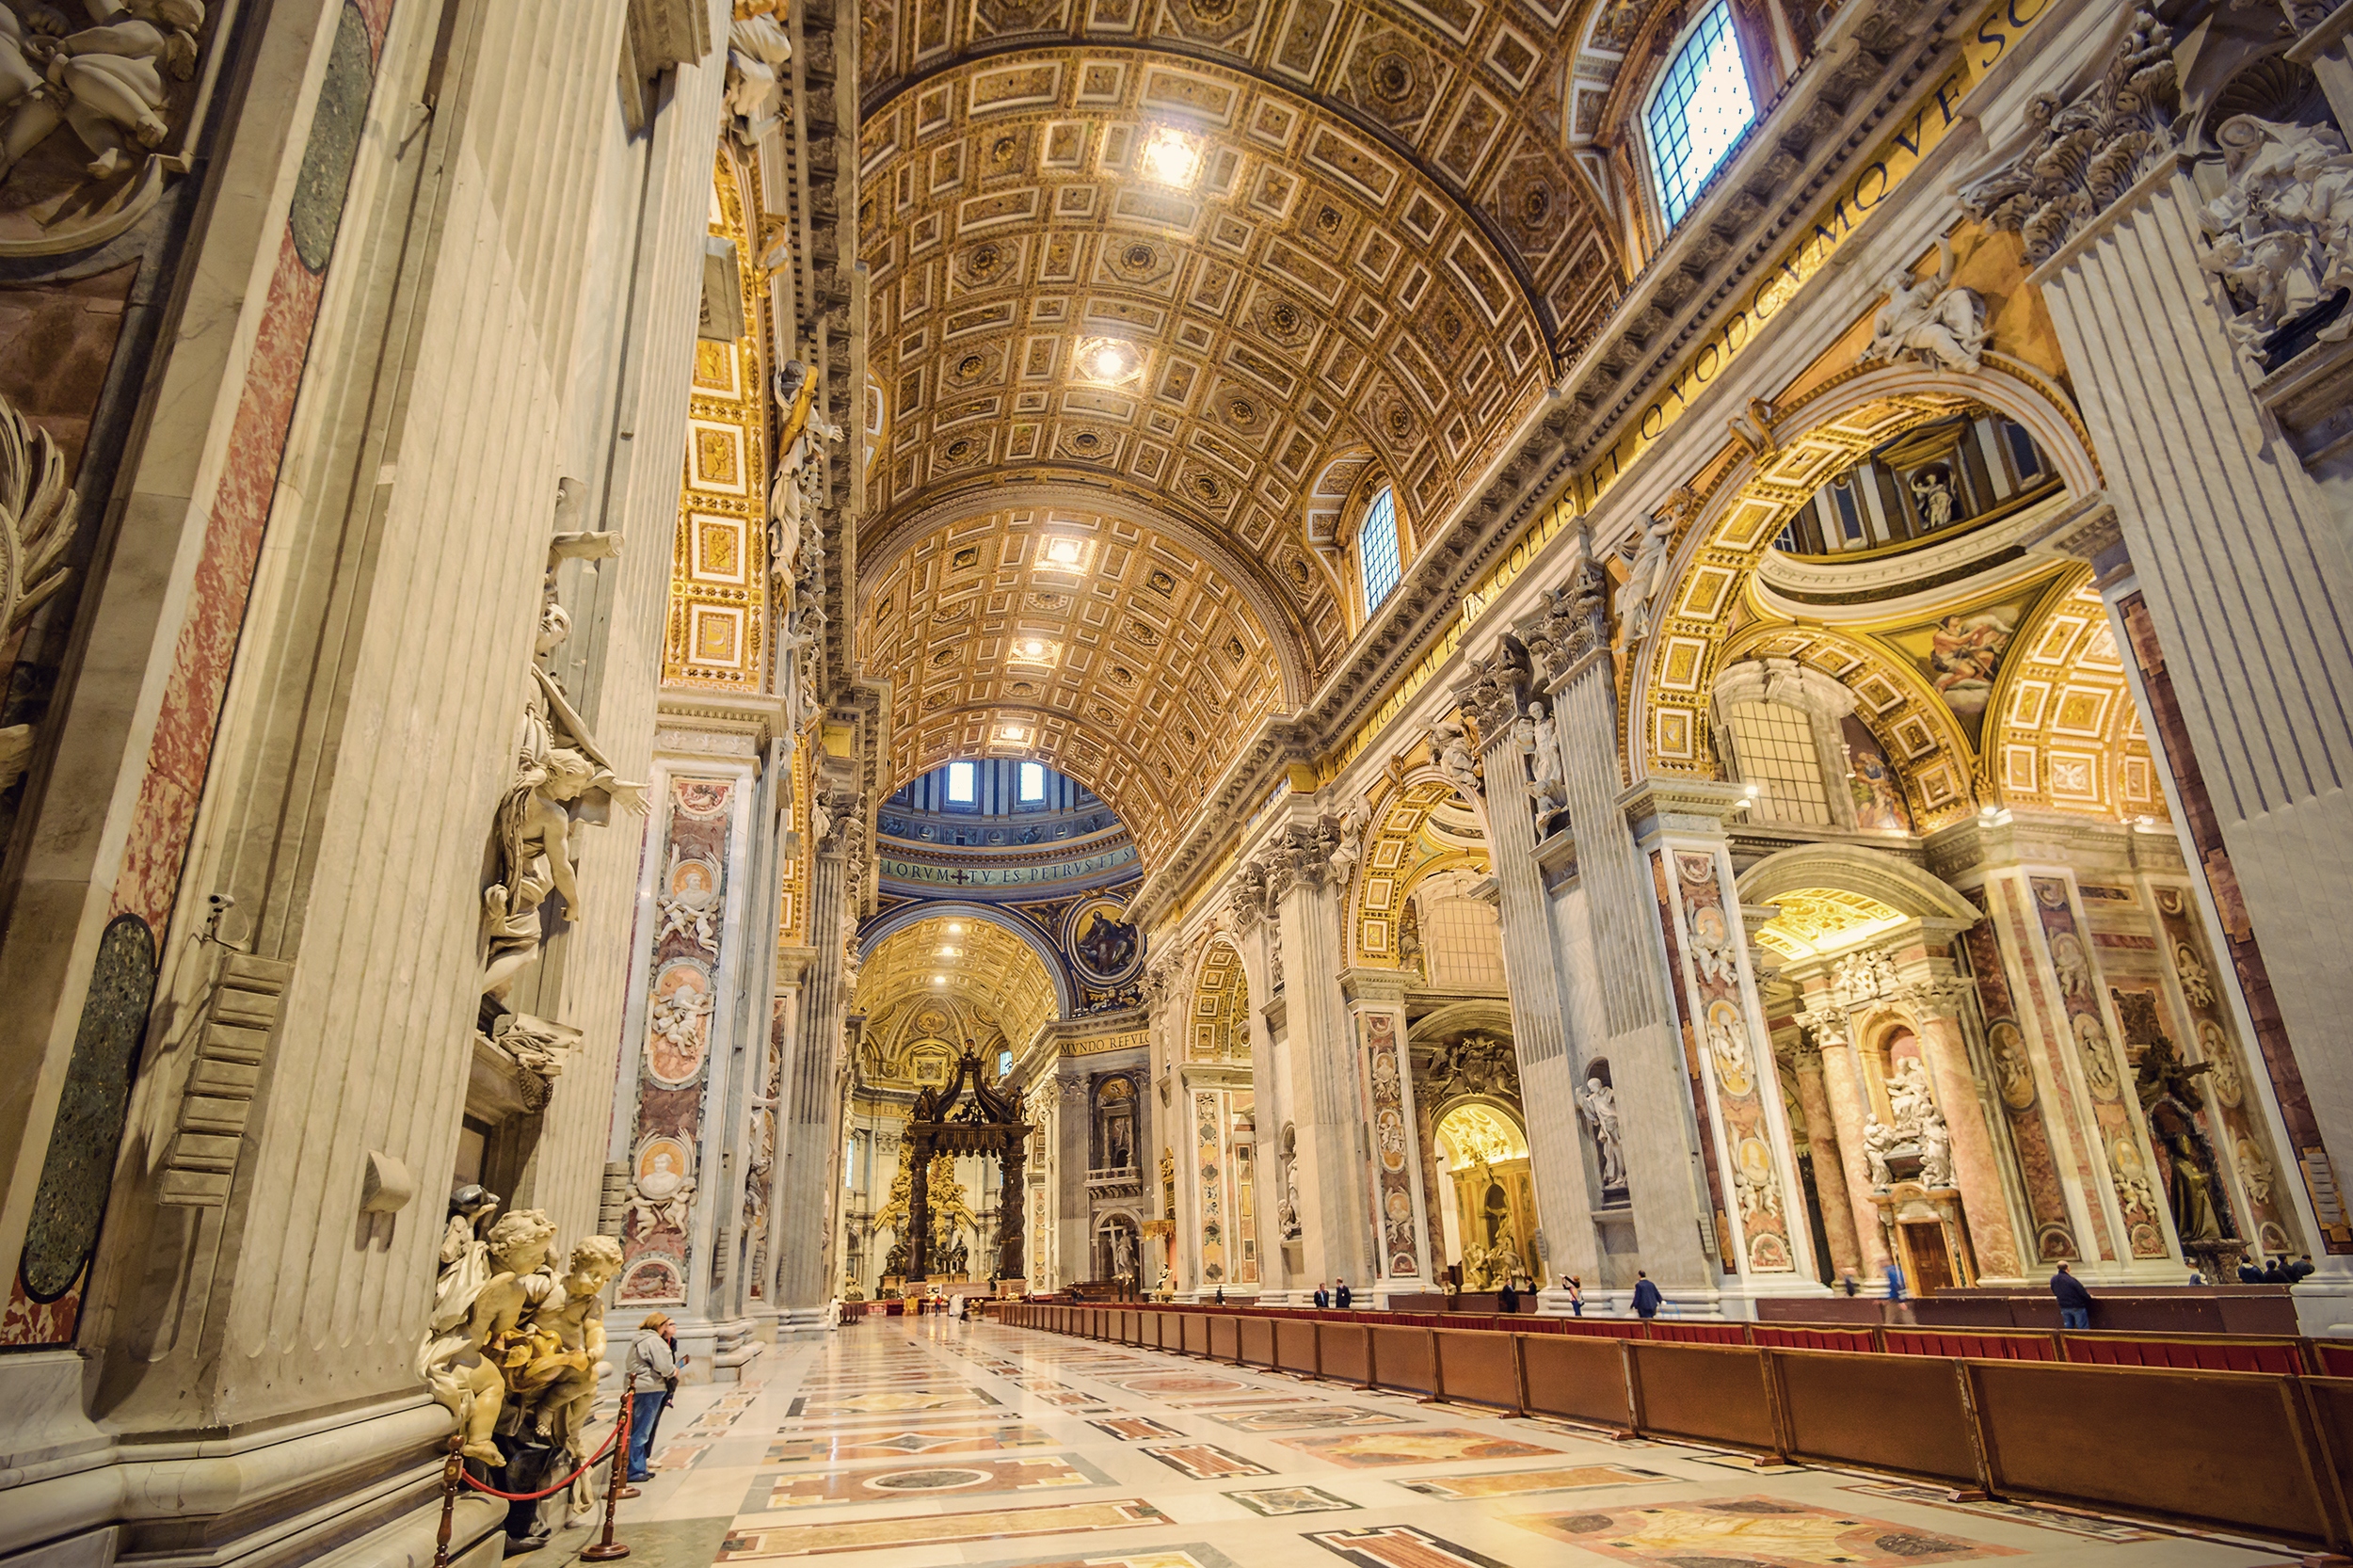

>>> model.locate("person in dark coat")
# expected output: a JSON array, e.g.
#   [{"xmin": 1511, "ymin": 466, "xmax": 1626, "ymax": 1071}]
[
  {"xmin": 1312, "ymin": 1284, "xmax": 1329, "ymax": 1308},
  {"xmin": 1335, "ymin": 1279, "xmax": 1353, "ymax": 1309},
  {"xmin": 2290, "ymin": 1255, "xmax": 2317, "ymax": 1281},
  {"xmin": 1497, "ymin": 1278, "xmax": 1519, "ymax": 1314},
  {"xmin": 1631, "ymin": 1270, "xmax": 1661, "ymax": 1319},
  {"xmin": 2050, "ymin": 1261, "xmax": 2093, "ymax": 1330}
]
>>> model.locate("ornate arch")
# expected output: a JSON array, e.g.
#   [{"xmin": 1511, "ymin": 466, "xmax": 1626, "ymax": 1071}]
[
  {"xmin": 1188, "ymin": 936, "xmax": 1250, "ymax": 1063},
  {"xmin": 1345, "ymin": 769, "xmax": 1485, "ymax": 968},
  {"xmin": 857, "ymin": 909, "xmax": 1070, "ymax": 1036},
  {"xmin": 1628, "ymin": 355, "xmax": 2101, "ymax": 786}
]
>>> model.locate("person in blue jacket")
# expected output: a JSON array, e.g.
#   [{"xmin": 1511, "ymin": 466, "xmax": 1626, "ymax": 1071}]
[
  {"xmin": 1632, "ymin": 1270, "xmax": 1661, "ymax": 1319},
  {"xmin": 2050, "ymin": 1261, "xmax": 2092, "ymax": 1330},
  {"xmin": 1312, "ymin": 1283, "xmax": 1329, "ymax": 1308}
]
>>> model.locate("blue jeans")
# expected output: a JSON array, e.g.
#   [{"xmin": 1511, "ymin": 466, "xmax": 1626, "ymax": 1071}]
[
  {"xmin": 624, "ymin": 1390, "xmax": 667, "ymax": 1480},
  {"xmin": 2060, "ymin": 1307, "xmax": 2090, "ymax": 1330}
]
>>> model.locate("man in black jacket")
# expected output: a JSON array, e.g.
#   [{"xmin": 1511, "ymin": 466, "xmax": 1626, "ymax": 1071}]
[
  {"xmin": 1497, "ymin": 1278, "xmax": 1519, "ymax": 1314},
  {"xmin": 1335, "ymin": 1279, "xmax": 1353, "ymax": 1308},
  {"xmin": 1312, "ymin": 1283, "xmax": 1329, "ymax": 1308},
  {"xmin": 1632, "ymin": 1271, "xmax": 1661, "ymax": 1320},
  {"xmin": 2050, "ymin": 1261, "xmax": 2093, "ymax": 1330}
]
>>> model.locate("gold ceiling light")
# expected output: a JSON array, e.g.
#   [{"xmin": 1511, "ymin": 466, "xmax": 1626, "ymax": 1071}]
[
  {"xmin": 1042, "ymin": 537, "xmax": 1084, "ymax": 567},
  {"xmin": 1139, "ymin": 125, "xmax": 1201, "ymax": 188},
  {"xmin": 999, "ymin": 723, "xmax": 1030, "ymax": 743}
]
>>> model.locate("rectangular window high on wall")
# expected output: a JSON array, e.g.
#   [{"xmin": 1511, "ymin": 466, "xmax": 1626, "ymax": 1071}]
[
  {"xmin": 1725, "ymin": 701, "xmax": 1834, "ymax": 826},
  {"xmin": 947, "ymin": 760, "xmax": 976, "ymax": 804},
  {"xmin": 1018, "ymin": 761, "xmax": 1045, "ymax": 802},
  {"xmin": 1359, "ymin": 487, "xmax": 1401, "ymax": 612},
  {"xmin": 1647, "ymin": 1, "xmax": 1755, "ymax": 229}
]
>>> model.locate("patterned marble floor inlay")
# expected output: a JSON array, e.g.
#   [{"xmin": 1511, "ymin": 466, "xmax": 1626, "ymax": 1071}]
[
  {"xmin": 1839, "ymin": 1483, "xmax": 2163, "ymax": 1543},
  {"xmin": 746, "ymin": 1454, "xmax": 1106, "ymax": 1511},
  {"xmin": 1505, "ymin": 1496, "xmax": 2025, "ymax": 1565},
  {"xmin": 1201, "ymin": 1405, "xmax": 1417, "ymax": 1432},
  {"xmin": 1226, "ymin": 1485, "xmax": 1360, "ymax": 1517},
  {"xmin": 1305, "ymin": 1524, "xmax": 1514, "ymax": 1568},
  {"xmin": 1274, "ymin": 1429, "xmax": 1561, "ymax": 1468},
  {"xmin": 1088, "ymin": 1416, "xmax": 1185, "ymax": 1441},
  {"xmin": 761, "ymin": 1423, "xmax": 1055, "ymax": 1463},
  {"xmin": 588, "ymin": 1319, "xmax": 2284, "ymax": 1568},
  {"xmin": 716, "ymin": 1498, "xmax": 1175, "ymax": 1560},
  {"xmin": 1395, "ymin": 1464, "xmax": 1672, "ymax": 1500},
  {"xmin": 1138, "ymin": 1443, "xmax": 1274, "ymax": 1480}
]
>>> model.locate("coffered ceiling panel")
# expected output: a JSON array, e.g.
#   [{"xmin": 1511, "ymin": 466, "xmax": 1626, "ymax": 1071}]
[
  {"xmin": 863, "ymin": 504, "xmax": 1291, "ymax": 863},
  {"xmin": 860, "ymin": 915, "xmax": 1061, "ymax": 1055}
]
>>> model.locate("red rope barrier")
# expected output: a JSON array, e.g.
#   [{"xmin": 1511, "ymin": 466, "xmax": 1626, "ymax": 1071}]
[{"xmin": 456, "ymin": 1422, "xmax": 624, "ymax": 1501}]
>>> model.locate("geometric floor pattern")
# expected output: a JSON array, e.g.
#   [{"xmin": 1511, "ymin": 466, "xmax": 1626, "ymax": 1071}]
[{"xmin": 539, "ymin": 1317, "xmax": 2300, "ymax": 1567}]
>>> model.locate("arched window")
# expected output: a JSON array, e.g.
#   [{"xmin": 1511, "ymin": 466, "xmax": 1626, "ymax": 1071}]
[
  {"xmin": 1357, "ymin": 486, "xmax": 1401, "ymax": 613},
  {"xmin": 1646, "ymin": 1, "xmax": 1755, "ymax": 229},
  {"xmin": 1722, "ymin": 699, "xmax": 1834, "ymax": 826}
]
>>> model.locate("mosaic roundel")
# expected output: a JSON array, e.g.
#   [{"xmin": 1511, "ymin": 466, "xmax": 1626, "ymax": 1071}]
[{"xmin": 1065, "ymin": 894, "xmax": 1144, "ymax": 984}]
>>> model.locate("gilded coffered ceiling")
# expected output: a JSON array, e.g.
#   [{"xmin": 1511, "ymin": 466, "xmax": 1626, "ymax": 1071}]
[
  {"xmin": 859, "ymin": 915, "xmax": 1062, "ymax": 1056},
  {"xmin": 854, "ymin": 2, "xmax": 1627, "ymax": 871},
  {"xmin": 864, "ymin": 503, "xmax": 1293, "ymax": 863}
]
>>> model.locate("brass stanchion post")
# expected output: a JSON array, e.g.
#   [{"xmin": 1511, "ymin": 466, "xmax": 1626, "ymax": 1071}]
[
  {"xmin": 430, "ymin": 1433, "xmax": 463, "ymax": 1568},
  {"xmin": 580, "ymin": 1390, "xmax": 632, "ymax": 1561}
]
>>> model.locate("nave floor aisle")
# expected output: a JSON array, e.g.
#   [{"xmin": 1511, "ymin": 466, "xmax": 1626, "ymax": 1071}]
[{"xmin": 543, "ymin": 1318, "xmax": 2298, "ymax": 1568}]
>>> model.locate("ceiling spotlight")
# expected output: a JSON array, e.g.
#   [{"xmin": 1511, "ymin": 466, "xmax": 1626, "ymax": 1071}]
[
  {"xmin": 1001, "ymin": 725, "xmax": 1029, "ymax": 742},
  {"xmin": 937, "ymin": 945, "xmax": 962, "ymax": 957},
  {"xmin": 1090, "ymin": 344, "xmax": 1129, "ymax": 379},
  {"xmin": 1045, "ymin": 537, "xmax": 1083, "ymax": 566},
  {"xmin": 1022, "ymin": 639, "xmax": 1047, "ymax": 658},
  {"xmin": 947, "ymin": 922, "xmax": 964, "ymax": 934},
  {"xmin": 933, "ymin": 975, "xmax": 947, "ymax": 985},
  {"xmin": 1140, "ymin": 125, "xmax": 1201, "ymax": 188}
]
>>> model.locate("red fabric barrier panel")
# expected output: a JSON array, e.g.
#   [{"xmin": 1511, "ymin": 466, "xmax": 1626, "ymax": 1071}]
[
  {"xmin": 1647, "ymin": 1321, "xmax": 1749, "ymax": 1345},
  {"xmin": 1886, "ymin": 1330, "xmax": 2056, "ymax": 1361},
  {"xmin": 1753, "ymin": 1325, "xmax": 1872, "ymax": 1352},
  {"xmin": 2061, "ymin": 1335, "xmax": 2306, "ymax": 1376}
]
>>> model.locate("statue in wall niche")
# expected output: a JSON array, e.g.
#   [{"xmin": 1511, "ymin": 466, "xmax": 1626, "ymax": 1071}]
[
  {"xmin": 2199, "ymin": 115, "xmax": 2353, "ymax": 367},
  {"xmin": 767, "ymin": 360, "xmax": 845, "ymax": 603},
  {"xmin": 1277, "ymin": 1160, "xmax": 1302, "ymax": 1241},
  {"xmin": 1911, "ymin": 471, "xmax": 1958, "ymax": 531},
  {"xmin": 1580, "ymin": 1077, "xmax": 1625, "ymax": 1191},
  {"xmin": 0, "ymin": 0, "xmax": 204, "ymax": 184},
  {"xmin": 1859, "ymin": 238, "xmax": 1991, "ymax": 376},
  {"xmin": 1111, "ymin": 1226, "xmax": 1135, "ymax": 1280}
]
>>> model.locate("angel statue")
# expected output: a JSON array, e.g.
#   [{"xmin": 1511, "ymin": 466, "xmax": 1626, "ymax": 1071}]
[
  {"xmin": 0, "ymin": 0, "xmax": 206, "ymax": 185},
  {"xmin": 1860, "ymin": 237, "xmax": 1990, "ymax": 375},
  {"xmin": 482, "ymin": 668, "xmax": 646, "ymax": 999}
]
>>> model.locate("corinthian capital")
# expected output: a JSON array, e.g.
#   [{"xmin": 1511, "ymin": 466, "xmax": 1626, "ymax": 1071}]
[
  {"xmin": 1897, "ymin": 976, "xmax": 1976, "ymax": 1020},
  {"xmin": 1796, "ymin": 1006, "xmax": 1850, "ymax": 1051}
]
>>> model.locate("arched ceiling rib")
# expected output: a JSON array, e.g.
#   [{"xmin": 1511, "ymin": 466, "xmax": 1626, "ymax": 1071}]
[{"xmin": 863, "ymin": 504, "xmax": 1289, "ymax": 864}]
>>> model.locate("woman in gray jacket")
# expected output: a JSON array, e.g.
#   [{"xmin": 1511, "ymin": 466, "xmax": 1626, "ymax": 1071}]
[{"xmin": 622, "ymin": 1313, "xmax": 677, "ymax": 1482}]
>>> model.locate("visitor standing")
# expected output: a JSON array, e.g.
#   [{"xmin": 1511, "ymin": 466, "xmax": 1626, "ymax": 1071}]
[
  {"xmin": 1882, "ymin": 1260, "xmax": 1914, "ymax": 1324},
  {"xmin": 1336, "ymin": 1279, "xmax": 1353, "ymax": 1308},
  {"xmin": 1631, "ymin": 1270, "xmax": 1661, "ymax": 1320},
  {"xmin": 1312, "ymin": 1283, "xmax": 1329, "ymax": 1308},
  {"xmin": 1564, "ymin": 1275, "xmax": 1584, "ymax": 1317},
  {"xmin": 1497, "ymin": 1278, "xmax": 1519, "ymax": 1314},
  {"xmin": 2050, "ymin": 1262, "xmax": 2092, "ymax": 1330},
  {"xmin": 622, "ymin": 1313, "xmax": 676, "ymax": 1483}
]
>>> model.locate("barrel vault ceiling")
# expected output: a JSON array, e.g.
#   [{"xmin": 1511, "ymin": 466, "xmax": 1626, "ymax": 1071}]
[{"xmin": 854, "ymin": 0, "xmax": 1625, "ymax": 864}]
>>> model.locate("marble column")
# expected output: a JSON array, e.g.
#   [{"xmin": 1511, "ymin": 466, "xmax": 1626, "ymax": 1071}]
[
  {"xmin": 1528, "ymin": 568, "xmax": 1716, "ymax": 1297},
  {"xmin": 1790, "ymin": 1039, "xmax": 1863, "ymax": 1278},
  {"xmin": 1457, "ymin": 656, "xmax": 1602, "ymax": 1296},
  {"xmin": 1265, "ymin": 822, "xmax": 1375, "ymax": 1296},
  {"xmin": 1801, "ymin": 1001, "xmax": 1891, "ymax": 1273},
  {"xmin": 1976, "ymin": 15, "xmax": 2353, "ymax": 1290},
  {"xmin": 1343, "ymin": 970, "xmax": 1434, "ymax": 1304},
  {"xmin": 774, "ymin": 780, "xmax": 853, "ymax": 1332},
  {"xmin": 1055, "ymin": 1073, "xmax": 1091, "ymax": 1287},
  {"xmin": 1904, "ymin": 975, "xmax": 2026, "ymax": 1284}
]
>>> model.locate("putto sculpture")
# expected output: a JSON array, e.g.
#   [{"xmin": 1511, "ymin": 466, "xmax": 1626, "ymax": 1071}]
[{"xmin": 1859, "ymin": 238, "xmax": 1990, "ymax": 375}]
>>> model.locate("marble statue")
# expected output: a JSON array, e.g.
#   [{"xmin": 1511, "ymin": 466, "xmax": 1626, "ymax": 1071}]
[
  {"xmin": 2199, "ymin": 116, "xmax": 2353, "ymax": 367},
  {"xmin": 1277, "ymin": 1159, "xmax": 1303, "ymax": 1241},
  {"xmin": 422, "ymin": 1208, "xmax": 558, "ymax": 1464},
  {"xmin": 1862, "ymin": 1114, "xmax": 1898, "ymax": 1191},
  {"xmin": 417, "ymin": 1186, "xmax": 502, "ymax": 1416},
  {"xmin": 1327, "ymin": 796, "xmax": 1367, "ymax": 884},
  {"xmin": 723, "ymin": 0, "xmax": 792, "ymax": 132},
  {"xmin": 1614, "ymin": 491, "xmax": 1691, "ymax": 647},
  {"xmin": 2135, "ymin": 1031, "xmax": 2212, "ymax": 1117},
  {"xmin": 484, "ymin": 489, "xmax": 647, "ymax": 1000},
  {"xmin": 1859, "ymin": 238, "xmax": 1990, "ymax": 374},
  {"xmin": 1111, "ymin": 1226, "xmax": 1135, "ymax": 1280},
  {"xmin": 501, "ymin": 1237, "xmax": 625, "ymax": 1460},
  {"xmin": 0, "ymin": 391, "xmax": 79, "ymax": 792},
  {"xmin": 1433, "ymin": 716, "xmax": 1481, "ymax": 802},
  {"xmin": 1911, "ymin": 471, "xmax": 1957, "ymax": 530},
  {"xmin": 0, "ymin": 0, "xmax": 205, "ymax": 184},
  {"xmin": 1580, "ymin": 1076, "xmax": 1625, "ymax": 1191}
]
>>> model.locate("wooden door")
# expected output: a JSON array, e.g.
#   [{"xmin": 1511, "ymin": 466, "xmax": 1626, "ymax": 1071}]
[{"xmin": 1902, "ymin": 1222, "xmax": 1956, "ymax": 1296}]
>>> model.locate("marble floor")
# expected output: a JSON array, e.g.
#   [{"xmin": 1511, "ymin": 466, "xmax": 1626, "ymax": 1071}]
[{"xmin": 537, "ymin": 1318, "xmax": 2303, "ymax": 1568}]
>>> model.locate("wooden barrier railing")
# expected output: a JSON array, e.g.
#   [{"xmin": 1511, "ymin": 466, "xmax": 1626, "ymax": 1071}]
[{"xmin": 1000, "ymin": 1301, "xmax": 2353, "ymax": 1553}]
